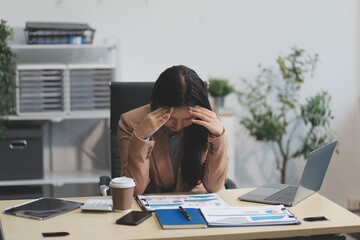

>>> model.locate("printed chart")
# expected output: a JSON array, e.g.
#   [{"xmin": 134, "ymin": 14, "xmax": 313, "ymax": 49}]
[{"xmin": 137, "ymin": 193, "xmax": 228, "ymax": 211}]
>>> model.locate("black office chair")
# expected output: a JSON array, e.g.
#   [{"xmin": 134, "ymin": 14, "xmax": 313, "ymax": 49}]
[
  {"xmin": 99, "ymin": 82, "xmax": 155, "ymax": 195},
  {"xmin": 99, "ymin": 81, "xmax": 236, "ymax": 195},
  {"xmin": 109, "ymin": 82, "xmax": 155, "ymax": 179}
]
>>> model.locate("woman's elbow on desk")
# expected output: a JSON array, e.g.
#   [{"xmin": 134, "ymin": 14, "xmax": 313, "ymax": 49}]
[{"xmin": 202, "ymin": 179, "xmax": 226, "ymax": 193}]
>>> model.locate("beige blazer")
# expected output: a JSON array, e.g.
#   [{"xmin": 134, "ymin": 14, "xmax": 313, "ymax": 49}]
[{"xmin": 118, "ymin": 105, "xmax": 229, "ymax": 195}]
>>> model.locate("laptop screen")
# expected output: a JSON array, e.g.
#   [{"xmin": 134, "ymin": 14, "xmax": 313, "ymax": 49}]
[{"xmin": 292, "ymin": 141, "xmax": 337, "ymax": 205}]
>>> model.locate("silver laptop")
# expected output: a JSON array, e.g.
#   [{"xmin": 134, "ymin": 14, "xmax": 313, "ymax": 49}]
[{"xmin": 238, "ymin": 141, "xmax": 337, "ymax": 207}]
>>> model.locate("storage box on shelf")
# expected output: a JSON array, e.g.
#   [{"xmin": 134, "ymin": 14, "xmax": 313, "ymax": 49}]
[
  {"xmin": 1, "ymin": 43, "xmax": 116, "ymax": 187},
  {"xmin": 16, "ymin": 64, "xmax": 65, "ymax": 115},
  {"xmin": 68, "ymin": 64, "xmax": 113, "ymax": 115},
  {"xmin": 0, "ymin": 123, "xmax": 43, "ymax": 181}
]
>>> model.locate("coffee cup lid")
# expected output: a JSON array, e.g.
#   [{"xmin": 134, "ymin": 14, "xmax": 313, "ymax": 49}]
[{"xmin": 109, "ymin": 177, "xmax": 136, "ymax": 188}]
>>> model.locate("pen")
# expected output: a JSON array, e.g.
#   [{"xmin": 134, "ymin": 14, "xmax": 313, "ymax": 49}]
[{"xmin": 179, "ymin": 206, "xmax": 191, "ymax": 221}]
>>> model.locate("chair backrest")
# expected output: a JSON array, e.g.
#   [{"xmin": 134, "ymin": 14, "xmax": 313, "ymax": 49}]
[{"xmin": 110, "ymin": 82, "xmax": 155, "ymax": 178}]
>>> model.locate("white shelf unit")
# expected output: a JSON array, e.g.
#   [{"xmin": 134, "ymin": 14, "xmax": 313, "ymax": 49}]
[
  {"xmin": 10, "ymin": 43, "xmax": 116, "ymax": 121},
  {"xmin": 10, "ymin": 43, "xmax": 117, "ymax": 69},
  {"xmin": 0, "ymin": 169, "xmax": 110, "ymax": 187},
  {"xmin": 1, "ymin": 44, "xmax": 116, "ymax": 186}
]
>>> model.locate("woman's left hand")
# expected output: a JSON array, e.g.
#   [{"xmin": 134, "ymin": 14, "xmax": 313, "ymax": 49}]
[{"xmin": 188, "ymin": 106, "xmax": 224, "ymax": 137}]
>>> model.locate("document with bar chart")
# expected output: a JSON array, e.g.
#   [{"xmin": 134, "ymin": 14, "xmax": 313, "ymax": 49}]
[
  {"xmin": 136, "ymin": 193, "xmax": 228, "ymax": 211},
  {"xmin": 200, "ymin": 205, "xmax": 300, "ymax": 226}
]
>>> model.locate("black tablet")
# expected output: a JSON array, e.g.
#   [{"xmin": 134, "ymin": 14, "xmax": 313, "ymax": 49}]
[{"xmin": 3, "ymin": 197, "xmax": 83, "ymax": 220}]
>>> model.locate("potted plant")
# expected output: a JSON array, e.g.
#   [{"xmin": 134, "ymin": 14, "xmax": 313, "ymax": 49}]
[
  {"xmin": 237, "ymin": 47, "xmax": 336, "ymax": 184},
  {"xmin": 208, "ymin": 78, "xmax": 234, "ymax": 113},
  {"xmin": 0, "ymin": 19, "xmax": 17, "ymax": 139}
]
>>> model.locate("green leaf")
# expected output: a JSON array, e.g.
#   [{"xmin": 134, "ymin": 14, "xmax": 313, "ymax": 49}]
[
  {"xmin": 208, "ymin": 78, "xmax": 234, "ymax": 97},
  {"xmin": 0, "ymin": 19, "xmax": 17, "ymax": 139}
]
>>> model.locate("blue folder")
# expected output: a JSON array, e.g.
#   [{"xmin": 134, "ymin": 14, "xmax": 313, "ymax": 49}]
[{"xmin": 155, "ymin": 208, "xmax": 207, "ymax": 229}]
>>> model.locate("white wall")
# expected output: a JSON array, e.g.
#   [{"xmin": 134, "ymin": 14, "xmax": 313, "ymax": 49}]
[{"xmin": 1, "ymin": 0, "xmax": 359, "ymax": 208}]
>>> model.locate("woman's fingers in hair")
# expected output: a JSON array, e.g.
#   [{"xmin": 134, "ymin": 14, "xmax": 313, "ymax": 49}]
[
  {"xmin": 189, "ymin": 106, "xmax": 224, "ymax": 137},
  {"xmin": 150, "ymin": 107, "xmax": 172, "ymax": 124},
  {"xmin": 158, "ymin": 107, "xmax": 173, "ymax": 123},
  {"xmin": 136, "ymin": 107, "xmax": 173, "ymax": 139},
  {"xmin": 188, "ymin": 106, "xmax": 213, "ymax": 119},
  {"xmin": 152, "ymin": 106, "xmax": 172, "ymax": 116}
]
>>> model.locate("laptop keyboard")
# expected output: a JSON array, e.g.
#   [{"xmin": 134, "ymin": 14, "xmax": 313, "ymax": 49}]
[{"xmin": 264, "ymin": 185, "xmax": 298, "ymax": 204}]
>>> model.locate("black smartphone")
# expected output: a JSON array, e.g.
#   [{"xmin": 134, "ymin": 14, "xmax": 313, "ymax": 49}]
[{"xmin": 116, "ymin": 211, "xmax": 152, "ymax": 226}]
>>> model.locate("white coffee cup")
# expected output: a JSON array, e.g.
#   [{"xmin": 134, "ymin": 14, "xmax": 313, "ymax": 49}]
[{"xmin": 109, "ymin": 177, "xmax": 136, "ymax": 212}]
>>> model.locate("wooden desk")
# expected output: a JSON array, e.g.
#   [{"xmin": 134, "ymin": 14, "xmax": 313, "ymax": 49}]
[{"xmin": 1, "ymin": 189, "xmax": 360, "ymax": 240}]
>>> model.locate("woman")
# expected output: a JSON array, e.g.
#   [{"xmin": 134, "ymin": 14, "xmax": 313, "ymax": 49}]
[{"xmin": 118, "ymin": 65, "xmax": 229, "ymax": 195}]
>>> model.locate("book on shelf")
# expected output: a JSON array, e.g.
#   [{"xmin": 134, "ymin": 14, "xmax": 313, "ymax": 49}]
[
  {"xmin": 200, "ymin": 205, "xmax": 300, "ymax": 227},
  {"xmin": 155, "ymin": 208, "xmax": 207, "ymax": 229}
]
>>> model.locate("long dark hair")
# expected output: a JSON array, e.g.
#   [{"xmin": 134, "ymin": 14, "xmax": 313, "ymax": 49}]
[{"xmin": 150, "ymin": 65, "xmax": 211, "ymax": 190}]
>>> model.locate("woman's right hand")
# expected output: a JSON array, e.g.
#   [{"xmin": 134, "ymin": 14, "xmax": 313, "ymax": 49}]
[{"xmin": 135, "ymin": 107, "xmax": 173, "ymax": 139}]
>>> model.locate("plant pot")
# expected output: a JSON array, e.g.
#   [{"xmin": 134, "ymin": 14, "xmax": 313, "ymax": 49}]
[{"xmin": 212, "ymin": 96, "xmax": 225, "ymax": 114}]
